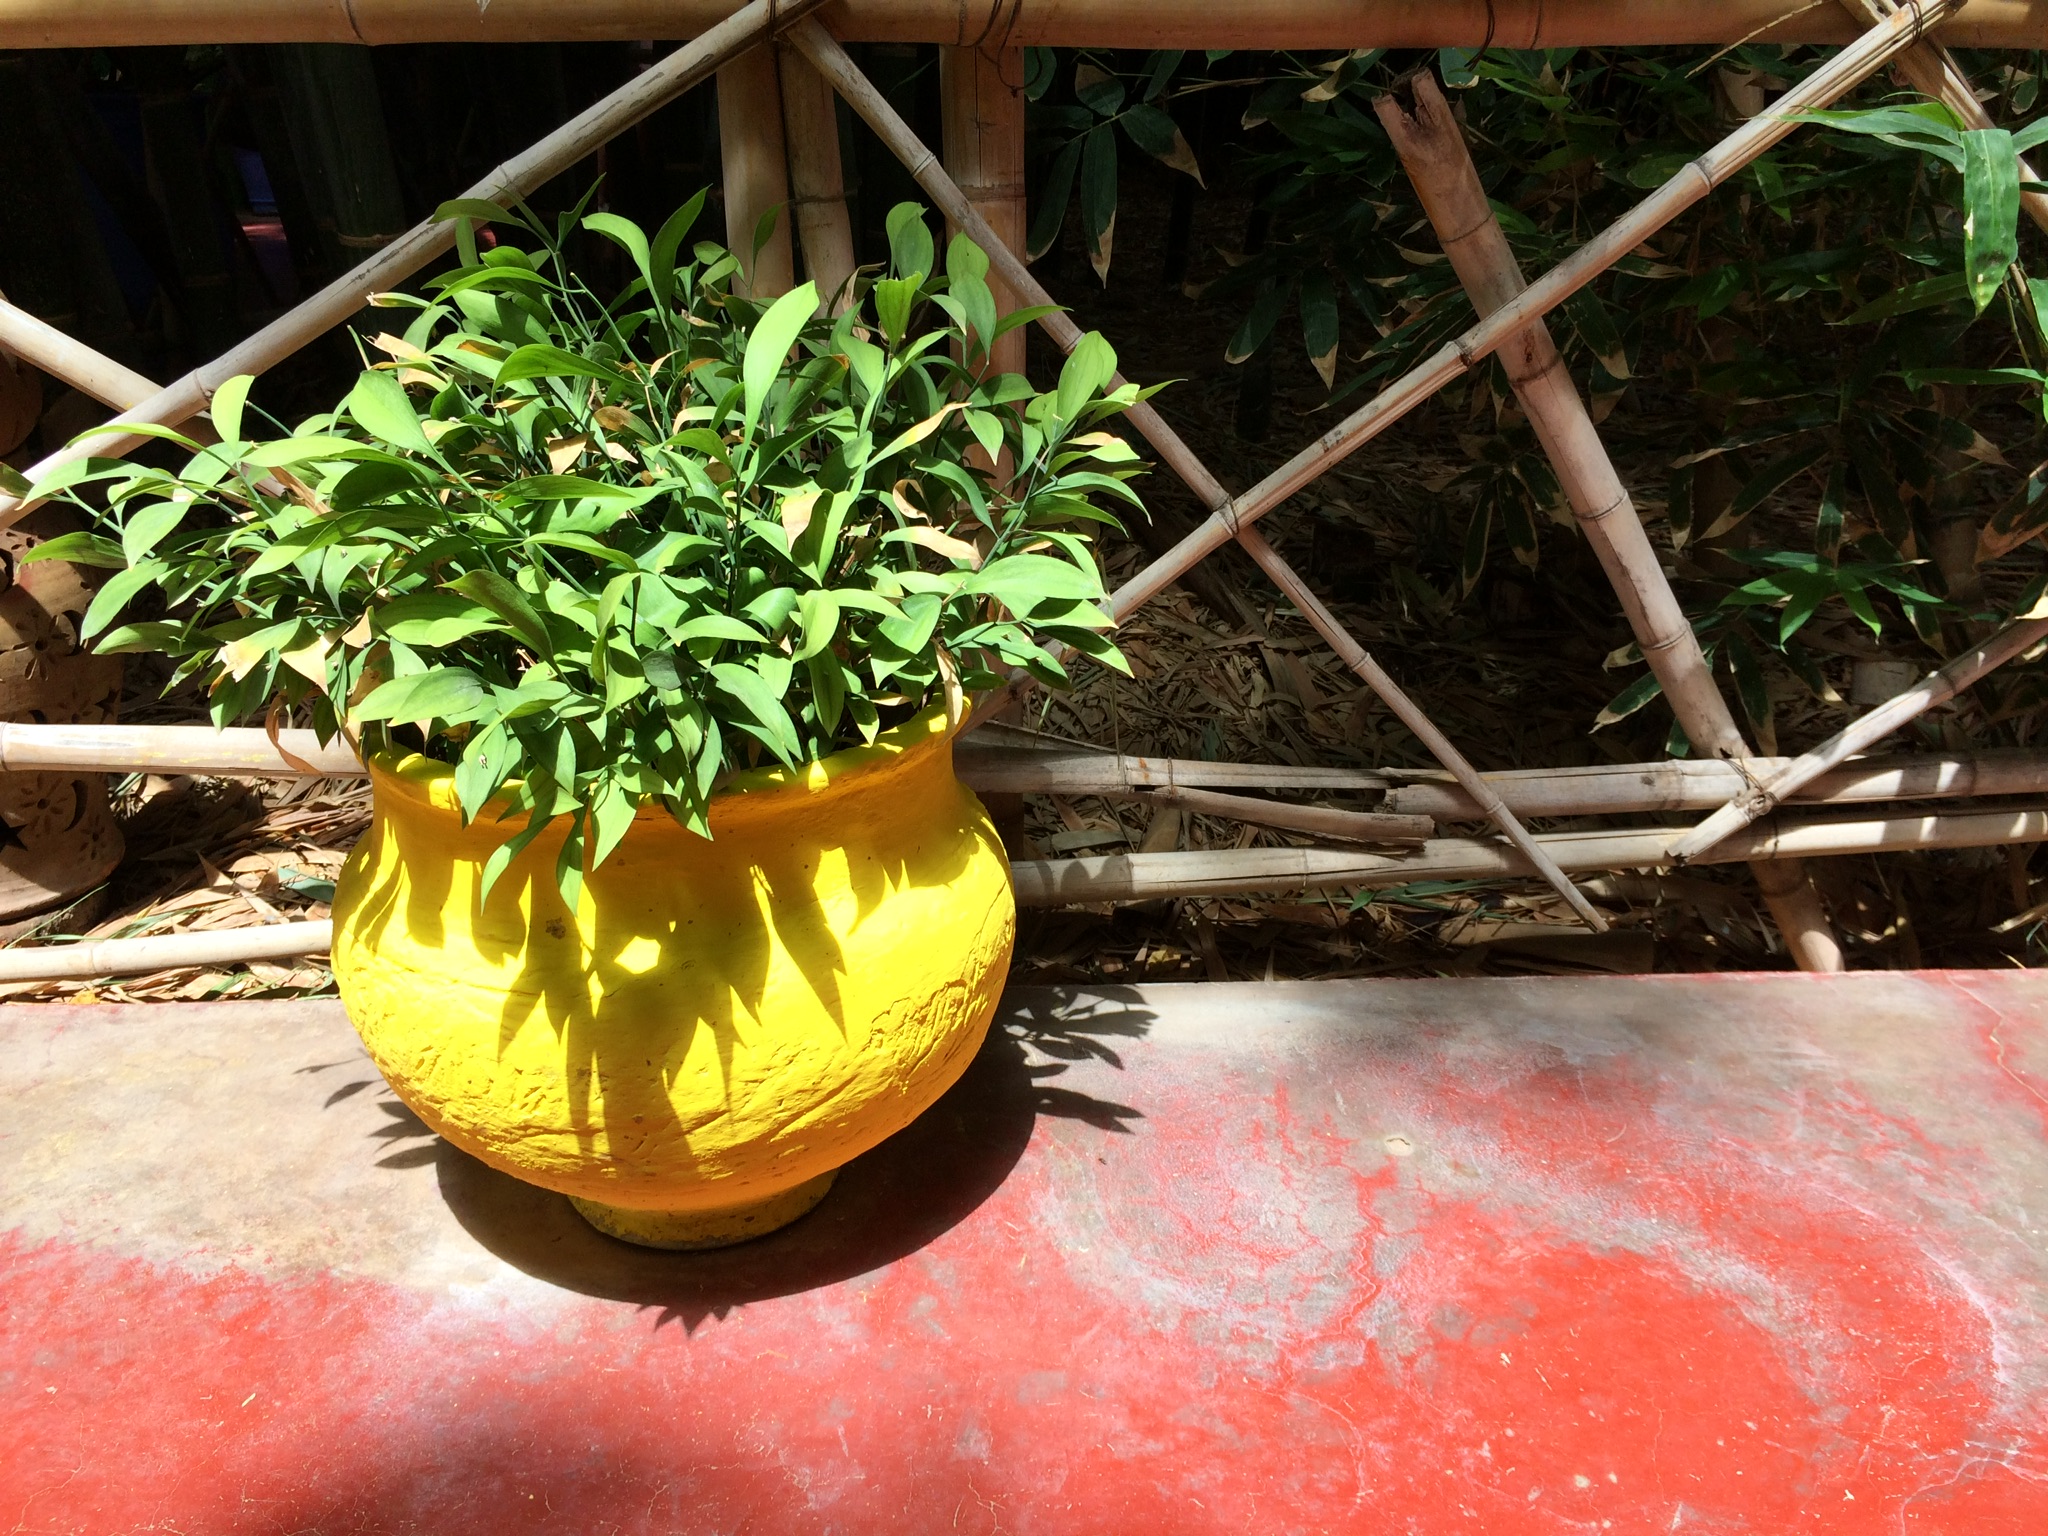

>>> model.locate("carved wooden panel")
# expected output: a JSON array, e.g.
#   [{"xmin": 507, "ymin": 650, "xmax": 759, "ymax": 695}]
[{"xmin": 0, "ymin": 507, "xmax": 123, "ymax": 921}]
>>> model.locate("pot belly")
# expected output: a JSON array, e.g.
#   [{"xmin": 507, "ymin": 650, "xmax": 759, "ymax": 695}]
[{"xmin": 332, "ymin": 767, "xmax": 1014, "ymax": 1213}]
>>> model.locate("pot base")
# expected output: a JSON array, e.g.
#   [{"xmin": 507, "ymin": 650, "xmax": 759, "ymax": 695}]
[{"xmin": 568, "ymin": 1169, "xmax": 839, "ymax": 1250}]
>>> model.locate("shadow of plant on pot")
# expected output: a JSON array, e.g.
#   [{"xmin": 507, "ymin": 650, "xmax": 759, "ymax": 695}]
[
  {"xmin": 34, "ymin": 191, "xmax": 1151, "ymax": 1250},
  {"xmin": 424, "ymin": 994, "xmax": 1153, "ymax": 1328}
]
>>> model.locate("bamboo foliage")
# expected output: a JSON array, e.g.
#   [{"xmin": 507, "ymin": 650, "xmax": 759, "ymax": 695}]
[{"xmin": 1108, "ymin": 0, "xmax": 1965, "ymax": 620}]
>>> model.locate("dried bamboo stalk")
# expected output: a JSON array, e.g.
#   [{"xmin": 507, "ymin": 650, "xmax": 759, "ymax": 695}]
[
  {"xmin": 1669, "ymin": 617, "xmax": 2048, "ymax": 861},
  {"xmin": 0, "ymin": 0, "xmax": 2032, "ymax": 50},
  {"xmin": 4, "ymin": 723, "xmax": 2041, "ymax": 823},
  {"xmin": 0, "ymin": 919, "xmax": 333, "ymax": 983},
  {"xmin": 0, "ymin": 0, "xmax": 832, "ymax": 530},
  {"xmin": 0, "ymin": 721, "xmax": 363, "ymax": 776},
  {"xmin": 940, "ymin": 42, "xmax": 1028, "ymax": 381},
  {"xmin": 0, "ymin": 294, "xmax": 157, "ymax": 410},
  {"xmin": 1232, "ymin": 526, "xmax": 1610, "ymax": 930},
  {"xmin": 955, "ymin": 744, "xmax": 1390, "ymax": 794},
  {"xmin": 793, "ymin": 19, "xmax": 1607, "ymax": 928},
  {"xmin": 1109, "ymin": 0, "xmax": 1962, "ymax": 619},
  {"xmin": 778, "ymin": 45, "xmax": 857, "ymax": 311},
  {"xmin": 1109, "ymin": 785, "xmax": 1433, "ymax": 845},
  {"xmin": 1377, "ymin": 69, "xmax": 1843, "ymax": 971},
  {"xmin": 1843, "ymin": 0, "xmax": 2048, "ymax": 235},
  {"xmin": 720, "ymin": 44, "xmax": 796, "ymax": 298},
  {"xmin": 1387, "ymin": 749, "xmax": 2048, "ymax": 820},
  {"xmin": 1011, "ymin": 805, "xmax": 2048, "ymax": 907}
]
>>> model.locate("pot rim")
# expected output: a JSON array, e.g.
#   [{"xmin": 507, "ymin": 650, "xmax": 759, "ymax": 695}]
[{"xmin": 366, "ymin": 701, "xmax": 964, "ymax": 826}]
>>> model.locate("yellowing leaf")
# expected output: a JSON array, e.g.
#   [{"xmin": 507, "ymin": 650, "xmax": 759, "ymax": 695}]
[
  {"xmin": 219, "ymin": 637, "xmax": 269, "ymax": 681},
  {"xmin": 341, "ymin": 612, "xmax": 375, "ymax": 649},
  {"xmin": 280, "ymin": 633, "xmax": 332, "ymax": 687},
  {"xmin": 895, "ymin": 525, "xmax": 982, "ymax": 567},
  {"xmin": 370, "ymin": 332, "xmax": 435, "ymax": 364},
  {"xmin": 780, "ymin": 490, "xmax": 820, "ymax": 539},
  {"xmin": 546, "ymin": 434, "xmax": 590, "ymax": 473},
  {"xmin": 875, "ymin": 402, "xmax": 960, "ymax": 461}
]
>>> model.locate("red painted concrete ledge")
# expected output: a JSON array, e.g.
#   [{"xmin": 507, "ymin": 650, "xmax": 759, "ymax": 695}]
[{"xmin": 4, "ymin": 971, "xmax": 2047, "ymax": 1533}]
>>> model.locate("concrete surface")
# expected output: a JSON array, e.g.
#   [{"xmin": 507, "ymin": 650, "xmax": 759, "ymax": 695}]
[{"xmin": 3, "ymin": 971, "xmax": 2047, "ymax": 1532}]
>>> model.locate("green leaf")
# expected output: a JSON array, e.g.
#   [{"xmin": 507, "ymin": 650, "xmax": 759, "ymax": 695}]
[
  {"xmin": 495, "ymin": 344, "xmax": 635, "ymax": 389},
  {"xmin": 20, "ymin": 530, "xmax": 125, "ymax": 569},
  {"xmin": 1962, "ymin": 127, "xmax": 2022, "ymax": 313},
  {"xmin": 886, "ymin": 202, "xmax": 935, "ymax": 282},
  {"xmin": 1027, "ymin": 138, "xmax": 1083, "ymax": 261},
  {"xmin": 742, "ymin": 282, "xmax": 820, "ymax": 443},
  {"xmin": 1056, "ymin": 332, "xmax": 1118, "ymax": 423},
  {"xmin": 120, "ymin": 501, "xmax": 190, "ymax": 564},
  {"xmin": 444, "ymin": 570, "xmax": 553, "ymax": 655},
  {"xmin": 1838, "ymin": 272, "xmax": 1971, "ymax": 326},
  {"xmin": 375, "ymin": 591, "xmax": 505, "ymax": 646},
  {"xmin": 209, "ymin": 374, "xmax": 256, "ymax": 444},
  {"xmin": 353, "ymin": 667, "xmax": 492, "ymax": 727},
  {"xmin": 346, "ymin": 370, "xmax": 435, "ymax": 456},
  {"xmin": 1079, "ymin": 126, "xmax": 1118, "ymax": 281}
]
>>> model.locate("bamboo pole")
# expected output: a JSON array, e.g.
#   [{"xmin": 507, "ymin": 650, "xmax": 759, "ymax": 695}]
[
  {"xmin": 1386, "ymin": 749, "xmax": 2048, "ymax": 820},
  {"xmin": 1232, "ymin": 525, "xmax": 1610, "ymax": 929},
  {"xmin": 0, "ymin": 920, "xmax": 333, "ymax": 983},
  {"xmin": 1109, "ymin": 0, "xmax": 1964, "ymax": 620},
  {"xmin": 1375, "ymin": 69, "xmax": 1843, "ymax": 971},
  {"xmin": 0, "ymin": 0, "xmax": 833, "ymax": 531},
  {"xmin": 792, "ymin": 19, "xmax": 1611, "ymax": 930},
  {"xmin": 2, "ymin": 801, "xmax": 2040, "ymax": 981},
  {"xmin": 1011, "ymin": 805, "xmax": 2048, "ymax": 907},
  {"xmin": 720, "ymin": 44, "xmax": 797, "ymax": 298},
  {"xmin": 1107, "ymin": 785, "xmax": 1433, "ymax": 845},
  {"xmin": 779, "ymin": 46, "xmax": 857, "ymax": 311},
  {"xmin": 940, "ymin": 41, "xmax": 1028, "ymax": 380},
  {"xmin": 0, "ymin": 0, "xmax": 2036, "ymax": 50},
  {"xmin": 1669, "ymin": 617, "xmax": 2048, "ymax": 861},
  {"xmin": 0, "ymin": 294, "xmax": 157, "ymax": 411},
  {"xmin": 1, "ymin": 722, "xmax": 2041, "ymax": 823}
]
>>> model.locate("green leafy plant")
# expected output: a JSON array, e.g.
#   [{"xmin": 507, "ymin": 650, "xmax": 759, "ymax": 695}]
[{"xmin": 27, "ymin": 194, "xmax": 1150, "ymax": 906}]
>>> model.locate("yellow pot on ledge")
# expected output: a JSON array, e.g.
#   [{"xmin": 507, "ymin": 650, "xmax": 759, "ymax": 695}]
[{"xmin": 330, "ymin": 705, "xmax": 1015, "ymax": 1249}]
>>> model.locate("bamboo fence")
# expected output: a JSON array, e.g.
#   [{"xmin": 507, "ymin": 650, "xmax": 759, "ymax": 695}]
[
  {"xmin": 21, "ymin": 799, "xmax": 2048, "ymax": 980},
  {"xmin": 0, "ymin": 0, "xmax": 2038, "ymax": 49},
  {"xmin": 1375, "ymin": 69, "xmax": 1841, "ymax": 968},
  {"xmin": 1, "ymin": 0, "xmax": 2041, "ymax": 983}
]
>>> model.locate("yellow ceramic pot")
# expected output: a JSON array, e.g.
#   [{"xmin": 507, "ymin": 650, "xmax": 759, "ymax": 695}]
[{"xmin": 330, "ymin": 706, "xmax": 1014, "ymax": 1249}]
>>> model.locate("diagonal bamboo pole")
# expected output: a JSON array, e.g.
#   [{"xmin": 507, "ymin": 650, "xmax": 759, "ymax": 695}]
[
  {"xmin": 790, "ymin": 17, "xmax": 1611, "ymax": 928},
  {"xmin": 1231, "ymin": 526, "xmax": 1610, "ymax": 929},
  {"xmin": 1110, "ymin": 0, "xmax": 1964, "ymax": 620},
  {"xmin": 1668, "ymin": 615, "xmax": 2048, "ymax": 860},
  {"xmin": 1375, "ymin": 69, "xmax": 1843, "ymax": 969},
  {"xmin": 0, "ymin": 294, "xmax": 158, "ymax": 411},
  {"xmin": 0, "ymin": 0, "xmax": 831, "ymax": 530}
]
